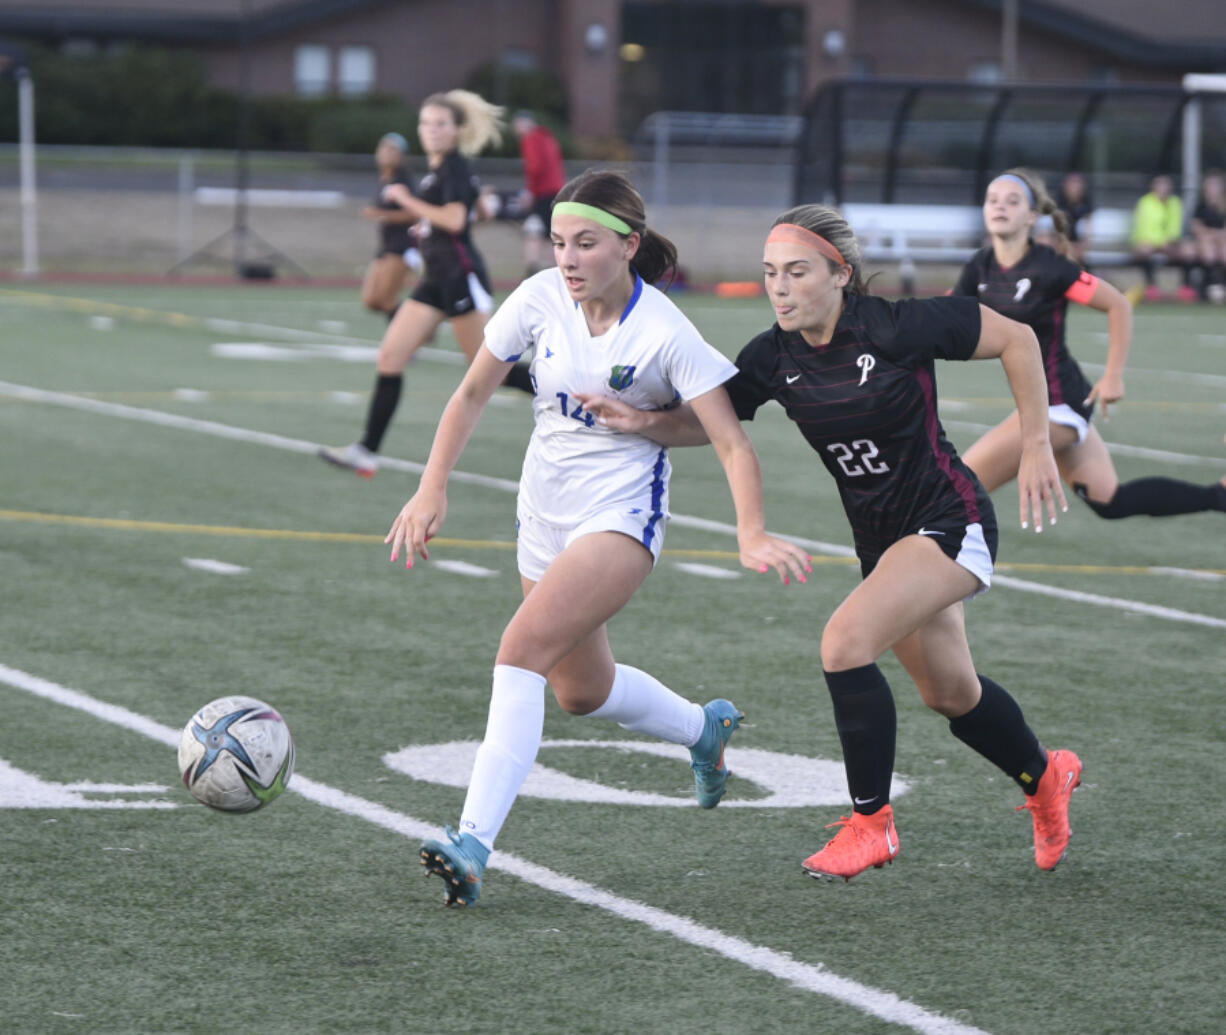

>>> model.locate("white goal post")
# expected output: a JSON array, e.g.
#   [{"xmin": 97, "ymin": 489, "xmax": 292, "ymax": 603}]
[{"xmin": 1182, "ymin": 74, "xmax": 1226, "ymax": 210}]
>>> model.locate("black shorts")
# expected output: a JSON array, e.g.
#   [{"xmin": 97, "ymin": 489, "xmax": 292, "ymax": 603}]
[
  {"xmin": 856, "ymin": 509, "xmax": 999, "ymax": 587},
  {"xmin": 410, "ymin": 267, "xmax": 494, "ymax": 318},
  {"xmin": 525, "ymin": 194, "xmax": 555, "ymax": 236}
]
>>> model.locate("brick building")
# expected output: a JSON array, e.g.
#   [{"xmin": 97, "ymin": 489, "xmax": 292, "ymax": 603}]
[{"xmin": 2, "ymin": 0, "xmax": 1225, "ymax": 148}]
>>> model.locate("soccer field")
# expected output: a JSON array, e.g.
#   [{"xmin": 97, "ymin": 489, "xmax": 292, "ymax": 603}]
[{"xmin": 1, "ymin": 281, "xmax": 1224, "ymax": 1034}]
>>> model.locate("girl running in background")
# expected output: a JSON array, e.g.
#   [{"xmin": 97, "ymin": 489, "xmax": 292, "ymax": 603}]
[
  {"xmin": 359, "ymin": 131, "xmax": 421, "ymax": 322},
  {"xmin": 955, "ymin": 168, "xmax": 1225, "ymax": 519},
  {"xmin": 582, "ymin": 204, "xmax": 1083, "ymax": 882},
  {"xmin": 320, "ymin": 90, "xmax": 532, "ymax": 478},
  {"xmin": 387, "ymin": 170, "xmax": 810, "ymax": 906}
]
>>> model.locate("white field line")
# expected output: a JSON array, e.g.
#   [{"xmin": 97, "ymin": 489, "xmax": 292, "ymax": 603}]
[
  {"xmin": 942, "ymin": 420, "xmax": 1224, "ymax": 468},
  {"xmin": 2, "ymin": 380, "xmax": 1223, "ymax": 631},
  {"xmin": 0, "ymin": 662, "xmax": 988, "ymax": 1035},
  {"xmin": 1079, "ymin": 361, "xmax": 1226, "ymax": 391},
  {"xmin": 182, "ymin": 557, "xmax": 250, "ymax": 575}
]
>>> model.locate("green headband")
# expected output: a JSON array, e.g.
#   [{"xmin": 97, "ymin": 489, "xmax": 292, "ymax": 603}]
[{"xmin": 551, "ymin": 201, "xmax": 633, "ymax": 236}]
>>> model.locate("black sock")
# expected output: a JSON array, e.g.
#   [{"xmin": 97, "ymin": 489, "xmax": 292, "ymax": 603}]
[
  {"xmin": 385, "ymin": 302, "xmax": 401, "ymax": 324},
  {"xmin": 360, "ymin": 373, "xmax": 402, "ymax": 453},
  {"xmin": 502, "ymin": 363, "xmax": 535, "ymax": 395},
  {"xmin": 1075, "ymin": 478, "xmax": 1226, "ymax": 519},
  {"xmin": 1141, "ymin": 258, "xmax": 1157, "ymax": 285},
  {"xmin": 949, "ymin": 676, "xmax": 1048, "ymax": 795},
  {"xmin": 823, "ymin": 663, "xmax": 896, "ymax": 815}
]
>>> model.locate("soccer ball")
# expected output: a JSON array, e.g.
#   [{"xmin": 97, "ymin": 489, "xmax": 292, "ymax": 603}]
[{"xmin": 178, "ymin": 696, "xmax": 294, "ymax": 812}]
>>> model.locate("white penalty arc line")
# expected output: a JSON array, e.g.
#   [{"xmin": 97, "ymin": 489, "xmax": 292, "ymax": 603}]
[
  {"xmin": 0, "ymin": 662, "xmax": 987, "ymax": 1035},
  {"xmin": 2, "ymin": 380, "xmax": 1223, "ymax": 631}
]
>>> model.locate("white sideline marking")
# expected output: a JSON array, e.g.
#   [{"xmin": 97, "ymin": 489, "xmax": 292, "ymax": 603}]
[
  {"xmin": 1148, "ymin": 566, "xmax": 1224, "ymax": 582},
  {"xmin": 943, "ymin": 420, "xmax": 1224, "ymax": 468},
  {"xmin": 1081, "ymin": 361, "xmax": 1226, "ymax": 391},
  {"xmin": 1, "ymin": 380, "xmax": 1221, "ymax": 630},
  {"xmin": 431, "ymin": 559, "xmax": 498, "ymax": 578},
  {"xmin": 172, "ymin": 388, "xmax": 210, "ymax": 402},
  {"xmin": 674, "ymin": 561, "xmax": 742, "ymax": 579},
  {"xmin": 183, "ymin": 558, "xmax": 250, "ymax": 575},
  {"xmin": 0, "ymin": 662, "xmax": 986, "ymax": 1035}
]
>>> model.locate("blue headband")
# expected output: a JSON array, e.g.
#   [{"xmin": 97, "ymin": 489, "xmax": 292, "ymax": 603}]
[{"xmin": 993, "ymin": 173, "xmax": 1035, "ymax": 209}]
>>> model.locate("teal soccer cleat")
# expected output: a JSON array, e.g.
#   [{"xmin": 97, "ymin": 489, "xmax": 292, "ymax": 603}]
[
  {"xmin": 689, "ymin": 699, "xmax": 744, "ymax": 808},
  {"xmin": 420, "ymin": 826, "xmax": 490, "ymax": 907}
]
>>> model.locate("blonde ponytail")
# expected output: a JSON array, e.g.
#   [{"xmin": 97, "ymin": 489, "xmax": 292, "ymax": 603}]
[{"xmin": 421, "ymin": 90, "xmax": 504, "ymax": 156}]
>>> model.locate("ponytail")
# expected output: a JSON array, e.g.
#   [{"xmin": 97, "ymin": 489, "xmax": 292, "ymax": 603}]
[
  {"xmin": 999, "ymin": 167, "xmax": 1073, "ymax": 258},
  {"xmin": 422, "ymin": 90, "xmax": 505, "ymax": 156},
  {"xmin": 554, "ymin": 169, "xmax": 680, "ymax": 286}
]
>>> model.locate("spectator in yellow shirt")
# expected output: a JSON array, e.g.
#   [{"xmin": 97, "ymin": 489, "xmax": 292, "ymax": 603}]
[{"xmin": 1131, "ymin": 174, "xmax": 1195, "ymax": 301}]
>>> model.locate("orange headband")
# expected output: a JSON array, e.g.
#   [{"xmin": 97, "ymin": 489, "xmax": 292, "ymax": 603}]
[{"xmin": 765, "ymin": 223, "xmax": 847, "ymax": 266}]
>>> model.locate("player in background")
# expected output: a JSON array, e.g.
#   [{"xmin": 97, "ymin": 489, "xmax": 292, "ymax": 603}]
[
  {"xmin": 359, "ymin": 132, "xmax": 421, "ymax": 323},
  {"xmin": 319, "ymin": 90, "xmax": 533, "ymax": 478},
  {"xmin": 1189, "ymin": 169, "xmax": 1226, "ymax": 303},
  {"xmin": 386, "ymin": 170, "xmax": 811, "ymax": 906},
  {"xmin": 580, "ymin": 204, "xmax": 1083, "ymax": 882},
  {"xmin": 955, "ymin": 169, "xmax": 1225, "ymax": 520},
  {"xmin": 512, "ymin": 110, "xmax": 566, "ymax": 277}
]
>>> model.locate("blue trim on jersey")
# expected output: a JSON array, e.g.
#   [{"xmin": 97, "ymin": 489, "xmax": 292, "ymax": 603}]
[
  {"xmin": 641, "ymin": 447, "xmax": 667, "ymax": 548},
  {"xmin": 620, "ymin": 273, "xmax": 644, "ymax": 325},
  {"xmin": 505, "ymin": 352, "xmax": 523, "ymax": 362}
]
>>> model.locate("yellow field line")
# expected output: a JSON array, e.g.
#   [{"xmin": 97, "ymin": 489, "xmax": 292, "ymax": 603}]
[{"xmin": 3, "ymin": 508, "xmax": 1223, "ymax": 577}]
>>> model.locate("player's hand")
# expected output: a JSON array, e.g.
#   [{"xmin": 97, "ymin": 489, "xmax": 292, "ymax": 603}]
[
  {"xmin": 381, "ymin": 183, "xmax": 413, "ymax": 208},
  {"xmin": 738, "ymin": 530, "xmax": 812, "ymax": 586},
  {"xmin": 385, "ymin": 489, "xmax": 447, "ymax": 569},
  {"xmin": 574, "ymin": 393, "xmax": 651, "ymax": 434},
  {"xmin": 1084, "ymin": 373, "xmax": 1124, "ymax": 420},
  {"xmin": 1017, "ymin": 441, "xmax": 1066, "ymax": 533}
]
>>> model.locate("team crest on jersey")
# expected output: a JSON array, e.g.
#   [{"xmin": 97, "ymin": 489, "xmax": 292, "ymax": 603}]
[
  {"xmin": 608, "ymin": 365, "xmax": 637, "ymax": 391},
  {"xmin": 1013, "ymin": 277, "xmax": 1032, "ymax": 301},
  {"xmin": 856, "ymin": 354, "xmax": 876, "ymax": 386}
]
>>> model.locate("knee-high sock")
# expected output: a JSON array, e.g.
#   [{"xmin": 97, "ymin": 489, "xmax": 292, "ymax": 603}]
[
  {"xmin": 585, "ymin": 664, "xmax": 705, "ymax": 746},
  {"xmin": 824, "ymin": 663, "xmax": 896, "ymax": 815},
  {"xmin": 1076, "ymin": 478, "xmax": 1226, "ymax": 519},
  {"xmin": 457, "ymin": 664, "xmax": 546, "ymax": 851},
  {"xmin": 948, "ymin": 676, "xmax": 1048, "ymax": 794},
  {"xmin": 360, "ymin": 373, "xmax": 402, "ymax": 453}
]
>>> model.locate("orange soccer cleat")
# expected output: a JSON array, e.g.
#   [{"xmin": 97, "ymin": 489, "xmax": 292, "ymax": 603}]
[
  {"xmin": 1017, "ymin": 748, "xmax": 1083, "ymax": 871},
  {"xmin": 802, "ymin": 804, "xmax": 899, "ymax": 882}
]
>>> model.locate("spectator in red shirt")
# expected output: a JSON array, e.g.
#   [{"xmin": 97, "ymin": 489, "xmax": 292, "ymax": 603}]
[{"xmin": 513, "ymin": 110, "xmax": 566, "ymax": 275}]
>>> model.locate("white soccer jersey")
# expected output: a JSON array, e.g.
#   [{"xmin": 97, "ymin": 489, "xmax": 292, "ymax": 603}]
[{"xmin": 483, "ymin": 268, "xmax": 737, "ymax": 529}]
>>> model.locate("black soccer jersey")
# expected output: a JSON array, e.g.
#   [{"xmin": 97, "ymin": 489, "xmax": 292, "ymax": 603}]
[
  {"xmin": 416, "ymin": 150, "xmax": 487, "ymax": 281},
  {"xmin": 953, "ymin": 243, "xmax": 1094, "ymax": 418},
  {"xmin": 725, "ymin": 295, "xmax": 991, "ymax": 553},
  {"xmin": 376, "ymin": 169, "xmax": 417, "ymax": 255}
]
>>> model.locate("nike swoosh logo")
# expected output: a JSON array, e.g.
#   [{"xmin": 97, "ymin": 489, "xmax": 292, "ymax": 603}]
[
  {"xmin": 785, "ymin": 374, "xmax": 801, "ymax": 384},
  {"xmin": 885, "ymin": 817, "xmax": 898, "ymax": 856},
  {"xmin": 1060, "ymin": 771, "xmax": 1076, "ymax": 794},
  {"xmin": 917, "ymin": 528, "xmax": 945, "ymax": 537},
  {"xmin": 853, "ymin": 796, "xmax": 876, "ymax": 805}
]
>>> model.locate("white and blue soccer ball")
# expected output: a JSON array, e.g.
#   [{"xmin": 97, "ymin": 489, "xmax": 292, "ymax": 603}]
[{"xmin": 178, "ymin": 696, "xmax": 294, "ymax": 812}]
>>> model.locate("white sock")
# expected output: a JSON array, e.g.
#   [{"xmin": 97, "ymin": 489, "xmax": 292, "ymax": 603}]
[
  {"xmin": 458, "ymin": 664, "xmax": 546, "ymax": 852},
  {"xmin": 586, "ymin": 663, "xmax": 705, "ymax": 746}
]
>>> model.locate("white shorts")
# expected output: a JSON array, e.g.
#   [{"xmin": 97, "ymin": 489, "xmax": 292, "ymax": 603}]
[
  {"xmin": 1049, "ymin": 403, "xmax": 1089, "ymax": 444},
  {"xmin": 954, "ymin": 521, "xmax": 995, "ymax": 599},
  {"xmin": 516, "ymin": 505, "xmax": 667, "ymax": 582}
]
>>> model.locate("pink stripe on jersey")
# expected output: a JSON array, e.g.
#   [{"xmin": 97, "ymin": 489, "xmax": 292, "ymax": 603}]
[
  {"xmin": 915, "ymin": 365, "xmax": 981, "ymax": 524},
  {"xmin": 1046, "ymin": 307, "xmax": 1065, "ymax": 404}
]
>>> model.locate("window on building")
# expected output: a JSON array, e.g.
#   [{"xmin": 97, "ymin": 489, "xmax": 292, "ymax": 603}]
[
  {"xmin": 338, "ymin": 46, "xmax": 376, "ymax": 96},
  {"xmin": 294, "ymin": 44, "xmax": 331, "ymax": 96}
]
